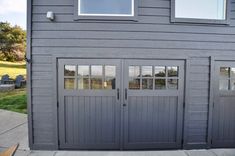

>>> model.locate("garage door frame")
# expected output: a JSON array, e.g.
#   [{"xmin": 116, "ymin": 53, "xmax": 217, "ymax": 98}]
[{"xmin": 53, "ymin": 56, "xmax": 190, "ymax": 150}]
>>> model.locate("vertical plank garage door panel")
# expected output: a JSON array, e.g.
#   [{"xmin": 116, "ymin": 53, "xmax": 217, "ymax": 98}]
[
  {"xmin": 58, "ymin": 59, "xmax": 121, "ymax": 149},
  {"xmin": 123, "ymin": 60, "xmax": 184, "ymax": 149},
  {"xmin": 127, "ymin": 96, "xmax": 178, "ymax": 143},
  {"xmin": 58, "ymin": 59, "xmax": 185, "ymax": 150},
  {"xmin": 212, "ymin": 61, "xmax": 235, "ymax": 148}
]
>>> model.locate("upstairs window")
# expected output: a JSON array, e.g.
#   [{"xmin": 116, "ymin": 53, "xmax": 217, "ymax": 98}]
[
  {"xmin": 78, "ymin": 0, "xmax": 134, "ymax": 16},
  {"xmin": 171, "ymin": 0, "xmax": 229, "ymax": 24}
]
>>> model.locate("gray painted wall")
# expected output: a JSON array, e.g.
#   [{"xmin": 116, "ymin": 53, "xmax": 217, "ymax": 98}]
[{"xmin": 29, "ymin": 0, "xmax": 235, "ymax": 149}]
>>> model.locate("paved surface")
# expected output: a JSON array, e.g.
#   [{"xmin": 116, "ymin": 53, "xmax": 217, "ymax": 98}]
[
  {"xmin": 0, "ymin": 109, "xmax": 235, "ymax": 156},
  {"xmin": 28, "ymin": 150, "xmax": 235, "ymax": 156},
  {"xmin": 0, "ymin": 109, "xmax": 29, "ymax": 156}
]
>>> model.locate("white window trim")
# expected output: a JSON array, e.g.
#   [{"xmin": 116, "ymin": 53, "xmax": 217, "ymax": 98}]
[
  {"xmin": 171, "ymin": 0, "xmax": 230, "ymax": 24},
  {"xmin": 174, "ymin": 0, "xmax": 227, "ymax": 20},
  {"xmin": 78, "ymin": 0, "xmax": 135, "ymax": 17}
]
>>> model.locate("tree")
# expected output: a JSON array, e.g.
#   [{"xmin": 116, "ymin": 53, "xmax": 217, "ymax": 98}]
[{"xmin": 0, "ymin": 22, "xmax": 26, "ymax": 62}]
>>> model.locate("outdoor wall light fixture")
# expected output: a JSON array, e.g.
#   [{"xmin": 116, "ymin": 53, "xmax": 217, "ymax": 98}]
[{"xmin": 46, "ymin": 11, "xmax": 55, "ymax": 21}]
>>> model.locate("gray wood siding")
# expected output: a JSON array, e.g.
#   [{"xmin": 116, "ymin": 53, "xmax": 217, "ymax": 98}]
[
  {"xmin": 30, "ymin": 0, "xmax": 235, "ymax": 149},
  {"xmin": 187, "ymin": 58, "xmax": 210, "ymax": 144}
]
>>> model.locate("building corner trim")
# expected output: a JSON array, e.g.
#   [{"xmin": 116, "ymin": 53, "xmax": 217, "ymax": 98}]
[{"xmin": 26, "ymin": 0, "xmax": 33, "ymax": 148}]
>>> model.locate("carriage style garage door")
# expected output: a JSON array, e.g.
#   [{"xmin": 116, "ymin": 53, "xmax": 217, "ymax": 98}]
[
  {"xmin": 212, "ymin": 61, "xmax": 235, "ymax": 148},
  {"xmin": 58, "ymin": 59, "xmax": 185, "ymax": 150}
]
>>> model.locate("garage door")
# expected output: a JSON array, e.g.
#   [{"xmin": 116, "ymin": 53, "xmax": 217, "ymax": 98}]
[
  {"xmin": 123, "ymin": 60, "xmax": 184, "ymax": 149},
  {"xmin": 58, "ymin": 59, "xmax": 121, "ymax": 149},
  {"xmin": 58, "ymin": 59, "xmax": 185, "ymax": 150},
  {"xmin": 212, "ymin": 61, "xmax": 235, "ymax": 148}
]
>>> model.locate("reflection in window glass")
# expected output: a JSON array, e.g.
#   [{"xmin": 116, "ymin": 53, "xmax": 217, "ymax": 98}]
[
  {"xmin": 105, "ymin": 66, "xmax": 116, "ymax": 77},
  {"xmin": 129, "ymin": 78, "xmax": 140, "ymax": 90},
  {"xmin": 142, "ymin": 79, "xmax": 153, "ymax": 90},
  {"xmin": 175, "ymin": 0, "xmax": 226, "ymax": 20},
  {"xmin": 79, "ymin": 0, "xmax": 133, "ymax": 16},
  {"xmin": 129, "ymin": 66, "xmax": 140, "ymax": 77},
  {"xmin": 155, "ymin": 79, "xmax": 166, "ymax": 90},
  {"xmin": 231, "ymin": 79, "xmax": 235, "ymax": 90},
  {"xmin": 78, "ymin": 66, "xmax": 89, "ymax": 77},
  {"xmin": 104, "ymin": 78, "xmax": 116, "ymax": 89},
  {"xmin": 220, "ymin": 67, "xmax": 229, "ymax": 79},
  {"xmin": 104, "ymin": 66, "xmax": 116, "ymax": 90},
  {"xmin": 168, "ymin": 79, "xmax": 178, "ymax": 89},
  {"xmin": 91, "ymin": 78, "xmax": 103, "ymax": 89},
  {"xmin": 64, "ymin": 78, "xmax": 75, "ymax": 89},
  {"xmin": 168, "ymin": 67, "xmax": 178, "ymax": 77},
  {"xmin": 78, "ymin": 77, "xmax": 89, "ymax": 89},
  {"xmin": 142, "ymin": 66, "xmax": 153, "ymax": 77},
  {"xmin": 91, "ymin": 66, "xmax": 103, "ymax": 77},
  {"xmin": 155, "ymin": 66, "xmax": 166, "ymax": 77},
  {"xmin": 219, "ymin": 79, "xmax": 229, "ymax": 90},
  {"xmin": 64, "ymin": 65, "xmax": 76, "ymax": 76}
]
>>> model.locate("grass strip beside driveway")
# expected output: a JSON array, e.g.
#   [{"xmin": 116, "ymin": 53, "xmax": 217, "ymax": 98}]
[{"xmin": 0, "ymin": 89, "xmax": 27, "ymax": 114}]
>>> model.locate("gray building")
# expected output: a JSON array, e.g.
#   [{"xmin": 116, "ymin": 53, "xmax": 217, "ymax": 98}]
[{"xmin": 27, "ymin": 0, "xmax": 235, "ymax": 150}]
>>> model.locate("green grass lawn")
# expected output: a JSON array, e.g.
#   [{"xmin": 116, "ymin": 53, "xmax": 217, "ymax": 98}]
[
  {"xmin": 0, "ymin": 61, "xmax": 26, "ymax": 79},
  {"xmin": 0, "ymin": 61, "xmax": 27, "ymax": 114},
  {"xmin": 0, "ymin": 88, "xmax": 27, "ymax": 114}
]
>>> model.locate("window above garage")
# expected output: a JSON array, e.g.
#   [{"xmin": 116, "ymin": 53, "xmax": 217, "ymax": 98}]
[
  {"xmin": 74, "ymin": 0, "xmax": 138, "ymax": 20},
  {"xmin": 171, "ymin": 0, "xmax": 230, "ymax": 24}
]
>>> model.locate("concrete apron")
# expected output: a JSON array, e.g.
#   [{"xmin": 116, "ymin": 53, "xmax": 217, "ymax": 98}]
[{"xmin": 28, "ymin": 149, "xmax": 235, "ymax": 156}]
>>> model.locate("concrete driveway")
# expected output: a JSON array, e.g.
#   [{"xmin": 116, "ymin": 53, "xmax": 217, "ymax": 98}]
[
  {"xmin": 0, "ymin": 109, "xmax": 29, "ymax": 156},
  {"xmin": 0, "ymin": 109, "xmax": 235, "ymax": 156},
  {"xmin": 29, "ymin": 149, "xmax": 235, "ymax": 156}
]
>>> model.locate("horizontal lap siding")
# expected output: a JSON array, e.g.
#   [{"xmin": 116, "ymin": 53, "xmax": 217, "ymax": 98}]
[
  {"xmin": 31, "ymin": 59, "xmax": 54, "ymax": 145},
  {"xmin": 187, "ymin": 58, "xmax": 210, "ymax": 144},
  {"xmin": 31, "ymin": 0, "xmax": 235, "ymax": 148}
]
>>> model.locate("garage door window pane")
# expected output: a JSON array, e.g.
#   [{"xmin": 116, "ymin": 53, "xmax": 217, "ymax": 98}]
[
  {"xmin": 142, "ymin": 66, "xmax": 153, "ymax": 77},
  {"xmin": 167, "ymin": 79, "xmax": 178, "ymax": 89},
  {"xmin": 220, "ymin": 67, "xmax": 229, "ymax": 79},
  {"xmin": 155, "ymin": 66, "xmax": 166, "ymax": 77},
  {"xmin": 65, "ymin": 65, "xmax": 76, "ymax": 76},
  {"xmin": 168, "ymin": 67, "xmax": 178, "ymax": 77},
  {"xmin": 91, "ymin": 78, "xmax": 103, "ymax": 89},
  {"xmin": 230, "ymin": 79, "xmax": 235, "ymax": 90},
  {"xmin": 104, "ymin": 78, "xmax": 116, "ymax": 89},
  {"xmin": 91, "ymin": 66, "xmax": 103, "ymax": 77},
  {"xmin": 78, "ymin": 78, "xmax": 89, "ymax": 89},
  {"xmin": 78, "ymin": 66, "xmax": 89, "ymax": 77},
  {"xmin": 79, "ymin": 0, "xmax": 133, "ymax": 16},
  {"xmin": 105, "ymin": 66, "xmax": 116, "ymax": 77},
  {"xmin": 142, "ymin": 79, "xmax": 153, "ymax": 90},
  {"xmin": 104, "ymin": 66, "xmax": 116, "ymax": 90},
  {"xmin": 65, "ymin": 78, "xmax": 75, "ymax": 89},
  {"xmin": 231, "ymin": 68, "xmax": 235, "ymax": 78},
  {"xmin": 129, "ymin": 66, "xmax": 140, "ymax": 77},
  {"xmin": 129, "ymin": 78, "xmax": 140, "ymax": 90},
  {"xmin": 220, "ymin": 79, "xmax": 229, "ymax": 90},
  {"xmin": 155, "ymin": 79, "xmax": 166, "ymax": 90}
]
